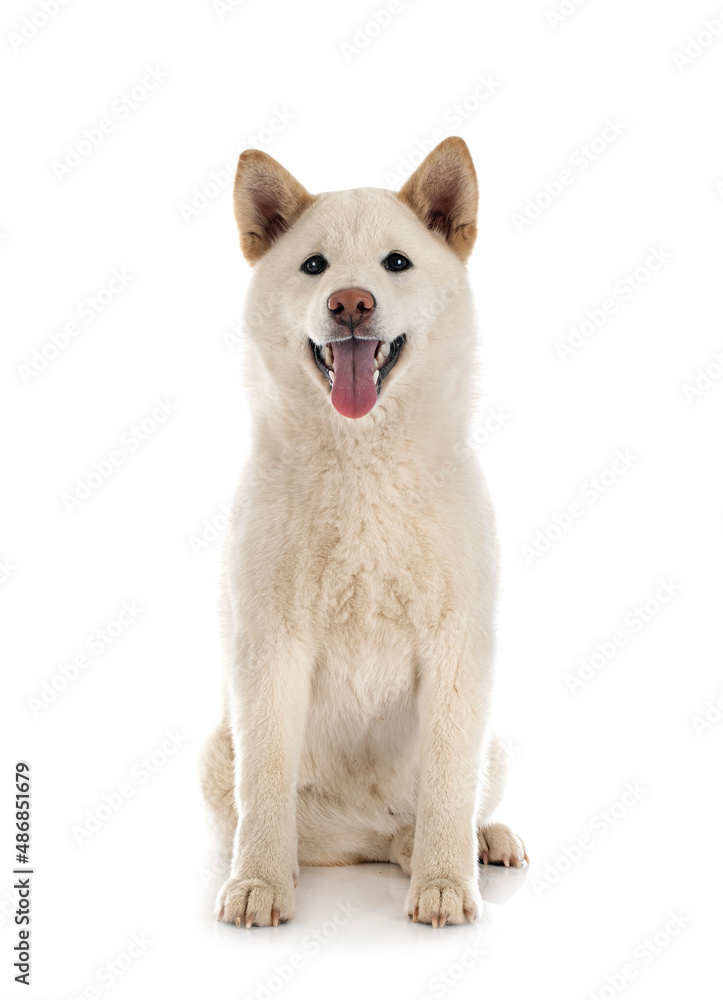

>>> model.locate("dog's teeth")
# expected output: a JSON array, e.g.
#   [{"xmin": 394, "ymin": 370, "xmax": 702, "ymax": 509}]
[
  {"xmin": 373, "ymin": 370, "xmax": 379, "ymax": 383},
  {"xmin": 329, "ymin": 372, "xmax": 334, "ymax": 384},
  {"xmin": 321, "ymin": 345, "xmax": 334, "ymax": 369},
  {"xmin": 375, "ymin": 342, "xmax": 391, "ymax": 367}
]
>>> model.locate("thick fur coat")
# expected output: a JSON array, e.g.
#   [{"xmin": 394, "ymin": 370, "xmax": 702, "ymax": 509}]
[{"xmin": 201, "ymin": 137, "xmax": 525, "ymax": 929}]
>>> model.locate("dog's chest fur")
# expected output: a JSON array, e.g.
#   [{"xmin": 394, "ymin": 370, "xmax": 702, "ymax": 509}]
[{"xmin": 241, "ymin": 435, "xmax": 457, "ymax": 737}]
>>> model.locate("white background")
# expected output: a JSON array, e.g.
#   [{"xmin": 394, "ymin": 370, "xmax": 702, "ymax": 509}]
[{"xmin": 2, "ymin": 0, "xmax": 722, "ymax": 997}]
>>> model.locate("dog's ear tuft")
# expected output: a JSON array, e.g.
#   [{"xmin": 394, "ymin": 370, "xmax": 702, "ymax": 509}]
[
  {"xmin": 397, "ymin": 137, "xmax": 478, "ymax": 262},
  {"xmin": 233, "ymin": 150, "xmax": 316, "ymax": 265}
]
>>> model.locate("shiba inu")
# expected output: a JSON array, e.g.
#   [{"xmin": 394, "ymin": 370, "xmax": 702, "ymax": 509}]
[{"xmin": 201, "ymin": 137, "xmax": 526, "ymax": 929}]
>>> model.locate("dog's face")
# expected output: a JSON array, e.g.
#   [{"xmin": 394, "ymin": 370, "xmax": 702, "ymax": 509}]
[{"xmin": 233, "ymin": 138, "xmax": 478, "ymax": 422}]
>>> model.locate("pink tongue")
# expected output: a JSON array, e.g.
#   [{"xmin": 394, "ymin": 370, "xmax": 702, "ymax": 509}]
[{"xmin": 330, "ymin": 338, "xmax": 379, "ymax": 418}]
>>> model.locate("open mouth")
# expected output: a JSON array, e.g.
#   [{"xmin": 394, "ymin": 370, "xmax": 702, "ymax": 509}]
[{"xmin": 311, "ymin": 334, "xmax": 406, "ymax": 419}]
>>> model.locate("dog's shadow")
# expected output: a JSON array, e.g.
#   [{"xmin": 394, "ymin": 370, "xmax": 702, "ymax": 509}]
[{"xmin": 477, "ymin": 861, "xmax": 528, "ymax": 905}]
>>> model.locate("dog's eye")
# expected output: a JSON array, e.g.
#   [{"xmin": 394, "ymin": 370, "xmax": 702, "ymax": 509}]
[
  {"xmin": 383, "ymin": 252, "xmax": 412, "ymax": 272},
  {"xmin": 300, "ymin": 254, "xmax": 328, "ymax": 275}
]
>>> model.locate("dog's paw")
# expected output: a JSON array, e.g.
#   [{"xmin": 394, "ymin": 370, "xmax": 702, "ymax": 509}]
[
  {"xmin": 406, "ymin": 875, "xmax": 481, "ymax": 926},
  {"xmin": 215, "ymin": 874, "xmax": 295, "ymax": 928},
  {"xmin": 478, "ymin": 822, "xmax": 527, "ymax": 868}
]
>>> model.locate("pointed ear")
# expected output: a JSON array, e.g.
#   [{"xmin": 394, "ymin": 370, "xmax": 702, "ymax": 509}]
[
  {"xmin": 233, "ymin": 150, "xmax": 316, "ymax": 265},
  {"xmin": 397, "ymin": 137, "xmax": 478, "ymax": 262}
]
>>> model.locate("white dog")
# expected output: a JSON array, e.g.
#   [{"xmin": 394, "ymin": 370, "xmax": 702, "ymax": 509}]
[{"xmin": 201, "ymin": 137, "xmax": 525, "ymax": 929}]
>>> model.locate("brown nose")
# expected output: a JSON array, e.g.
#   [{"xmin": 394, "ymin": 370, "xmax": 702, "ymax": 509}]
[{"xmin": 327, "ymin": 288, "xmax": 375, "ymax": 329}]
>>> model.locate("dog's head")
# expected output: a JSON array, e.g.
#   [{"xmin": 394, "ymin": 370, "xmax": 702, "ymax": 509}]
[{"xmin": 233, "ymin": 138, "xmax": 478, "ymax": 423}]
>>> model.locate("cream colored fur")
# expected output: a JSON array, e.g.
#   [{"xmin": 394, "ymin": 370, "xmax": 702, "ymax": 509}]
[{"xmin": 201, "ymin": 138, "xmax": 525, "ymax": 929}]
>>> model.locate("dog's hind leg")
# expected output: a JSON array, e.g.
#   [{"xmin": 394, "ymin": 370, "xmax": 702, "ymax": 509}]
[
  {"xmin": 389, "ymin": 824, "xmax": 415, "ymax": 875},
  {"xmin": 476, "ymin": 732, "xmax": 527, "ymax": 867},
  {"xmin": 296, "ymin": 785, "xmax": 405, "ymax": 868},
  {"xmin": 199, "ymin": 715, "xmax": 237, "ymax": 856}
]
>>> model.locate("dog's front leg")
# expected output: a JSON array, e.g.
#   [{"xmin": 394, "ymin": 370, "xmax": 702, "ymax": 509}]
[
  {"xmin": 406, "ymin": 620, "xmax": 491, "ymax": 926},
  {"xmin": 216, "ymin": 630, "xmax": 311, "ymax": 928}
]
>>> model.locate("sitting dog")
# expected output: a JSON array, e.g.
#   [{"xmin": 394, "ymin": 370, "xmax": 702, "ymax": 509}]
[{"xmin": 202, "ymin": 136, "xmax": 525, "ymax": 929}]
